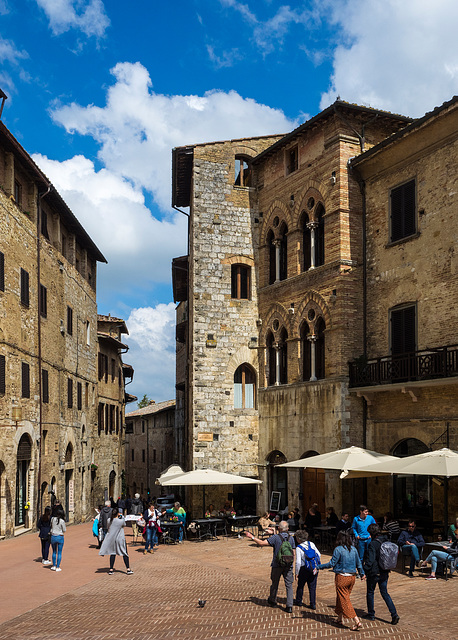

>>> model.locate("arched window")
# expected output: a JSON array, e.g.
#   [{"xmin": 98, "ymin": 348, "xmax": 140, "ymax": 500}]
[
  {"xmin": 16, "ymin": 434, "xmax": 32, "ymax": 526},
  {"xmin": 267, "ymin": 230, "xmax": 275, "ymax": 285},
  {"xmin": 279, "ymin": 327, "xmax": 288, "ymax": 384},
  {"xmin": 234, "ymin": 156, "xmax": 251, "ymax": 187},
  {"xmin": 315, "ymin": 317, "xmax": 326, "ymax": 379},
  {"xmin": 234, "ymin": 364, "xmax": 256, "ymax": 409},
  {"xmin": 302, "ymin": 212, "xmax": 311, "ymax": 271},
  {"xmin": 279, "ymin": 223, "xmax": 288, "ymax": 281},
  {"xmin": 315, "ymin": 204, "xmax": 325, "ymax": 267},
  {"xmin": 300, "ymin": 322, "xmax": 311, "ymax": 381},
  {"xmin": 231, "ymin": 264, "xmax": 251, "ymax": 299},
  {"xmin": 266, "ymin": 331, "xmax": 276, "ymax": 386},
  {"xmin": 65, "ymin": 443, "xmax": 73, "ymax": 463}
]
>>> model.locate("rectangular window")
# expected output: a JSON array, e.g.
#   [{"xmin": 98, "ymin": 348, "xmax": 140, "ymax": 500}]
[
  {"xmin": 98, "ymin": 403, "xmax": 104, "ymax": 434},
  {"xmin": 142, "ymin": 449, "xmax": 145, "ymax": 463},
  {"xmin": 67, "ymin": 378, "xmax": 73, "ymax": 408},
  {"xmin": 234, "ymin": 156, "xmax": 251, "ymax": 187},
  {"xmin": 131, "ymin": 449, "xmax": 134, "ymax": 462},
  {"xmin": 105, "ymin": 404, "xmax": 109, "ymax": 433},
  {"xmin": 111, "ymin": 358, "xmax": 116, "ymax": 381},
  {"xmin": 142, "ymin": 420, "xmax": 145, "ymax": 433},
  {"xmin": 62, "ymin": 234, "xmax": 67, "ymax": 259},
  {"xmin": 390, "ymin": 179, "xmax": 416, "ymax": 242},
  {"xmin": 14, "ymin": 180, "xmax": 22, "ymax": 206},
  {"xmin": 0, "ymin": 251, "xmax": 4, "ymax": 292},
  {"xmin": 41, "ymin": 210, "xmax": 49, "ymax": 239},
  {"xmin": 153, "ymin": 449, "xmax": 156, "ymax": 463},
  {"xmin": 86, "ymin": 321, "xmax": 90, "ymax": 346},
  {"xmin": 39, "ymin": 284, "xmax": 47, "ymax": 318},
  {"xmin": 67, "ymin": 306, "xmax": 73, "ymax": 335},
  {"xmin": 390, "ymin": 304, "xmax": 417, "ymax": 355},
  {"xmin": 0, "ymin": 354, "xmax": 5, "ymax": 395},
  {"xmin": 77, "ymin": 382, "xmax": 82, "ymax": 410},
  {"xmin": 231, "ymin": 264, "xmax": 251, "ymax": 299},
  {"xmin": 85, "ymin": 382, "xmax": 89, "ymax": 407},
  {"xmin": 286, "ymin": 146, "xmax": 298, "ymax": 175},
  {"xmin": 21, "ymin": 362, "xmax": 30, "ymax": 398},
  {"xmin": 20, "ymin": 268, "xmax": 29, "ymax": 307},
  {"xmin": 43, "ymin": 430, "xmax": 48, "ymax": 455},
  {"xmin": 110, "ymin": 404, "xmax": 115, "ymax": 432},
  {"xmin": 42, "ymin": 369, "xmax": 49, "ymax": 404}
]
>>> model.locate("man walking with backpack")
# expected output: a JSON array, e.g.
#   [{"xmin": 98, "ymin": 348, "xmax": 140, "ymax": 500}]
[
  {"xmin": 363, "ymin": 524, "xmax": 400, "ymax": 625},
  {"xmin": 293, "ymin": 530, "xmax": 320, "ymax": 610},
  {"xmin": 245, "ymin": 521, "xmax": 296, "ymax": 613}
]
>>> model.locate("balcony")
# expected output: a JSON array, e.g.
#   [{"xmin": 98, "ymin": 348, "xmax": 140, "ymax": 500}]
[{"xmin": 349, "ymin": 344, "xmax": 458, "ymax": 388}]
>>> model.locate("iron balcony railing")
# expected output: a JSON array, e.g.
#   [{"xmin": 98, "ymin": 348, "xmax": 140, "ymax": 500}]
[{"xmin": 349, "ymin": 344, "xmax": 458, "ymax": 387}]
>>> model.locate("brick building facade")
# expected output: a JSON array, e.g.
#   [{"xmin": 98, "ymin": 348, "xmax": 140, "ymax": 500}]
[{"xmin": 172, "ymin": 98, "xmax": 458, "ymax": 525}]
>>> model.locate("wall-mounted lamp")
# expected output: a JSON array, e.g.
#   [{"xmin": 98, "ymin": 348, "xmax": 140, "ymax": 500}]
[{"xmin": 330, "ymin": 171, "xmax": 336, "ymax": 185}]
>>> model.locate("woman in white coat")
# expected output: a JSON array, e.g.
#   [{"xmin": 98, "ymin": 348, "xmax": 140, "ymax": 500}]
[{"xmin": 99, "ymin": 508, "xmax": 133, "ymax": 575}]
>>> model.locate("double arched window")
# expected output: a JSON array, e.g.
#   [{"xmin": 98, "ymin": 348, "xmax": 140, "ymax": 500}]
[
  {"xmin": 266, "ymin": 328, "xmax": 288, "ymax": 386},
  {"xmin": 234, "ymin": 364, "xmax": 256, "ymax": 408},
  {"xmin": 267, "ymin": 221, "xmax": 288, "ymax": 285},
  {"xmin": 300, "ymin": 200, "xmax": 325, "ymax": 271},
  {"xmin": 300, "ymin": 316, "xmax": 326, "ymax": 381}
]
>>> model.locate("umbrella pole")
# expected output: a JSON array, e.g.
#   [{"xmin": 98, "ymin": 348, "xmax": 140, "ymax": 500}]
[
  {"xmin": 444, "ymin": 477, "xmax": 449, "ymax": 538},
  {"xmin": 202, "ymin": 486, "xmax": 206, "ymax": 517}
]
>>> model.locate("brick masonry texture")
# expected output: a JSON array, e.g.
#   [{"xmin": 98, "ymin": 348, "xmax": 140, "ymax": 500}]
[{"xmin": 0, "ymin": 522, "xmax": 454, "ymax": 640}]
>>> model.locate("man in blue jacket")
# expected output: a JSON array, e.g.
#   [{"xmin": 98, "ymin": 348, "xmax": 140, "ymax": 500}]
[
  {"xmin": 397, "ymin": 520, "xmax": 425, "ymax": 577},
  {"xmin": 352, "ymin": 505, "xmax": 376, "ymax": 560}
]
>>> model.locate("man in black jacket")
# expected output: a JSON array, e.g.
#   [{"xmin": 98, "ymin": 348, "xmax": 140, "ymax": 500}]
[{"xmin": 363, "ymin": 524, "xmax": 399, "ymax": 625}]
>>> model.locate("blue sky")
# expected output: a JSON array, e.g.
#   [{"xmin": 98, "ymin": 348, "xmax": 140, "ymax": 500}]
[{"xmin": 2, "ymin": 0, "xmax": 458, "ymax": 403}]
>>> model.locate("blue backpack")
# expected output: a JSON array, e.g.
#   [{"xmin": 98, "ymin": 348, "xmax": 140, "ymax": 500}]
[{"xmin": 298, "ymin": 542, "xmax": 320, "ymax": 571}]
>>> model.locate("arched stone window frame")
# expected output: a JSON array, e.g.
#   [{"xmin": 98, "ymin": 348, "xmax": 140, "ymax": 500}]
[
  {"xmin": 260, "ymin": 202, "xmax": 292, "ymax": 287},
  {"xmin": 261, "ymin": 303, "xmax": 291, "ymax": 387},
  {"xmin": 294, "ymin": 293, "xmax": 331, "ymax": 382},
  {"xmin": 295, "ymin": 186, "xmax": 327, "ymax": 272},
  {"xmin": 233, "ymin": 363, "xmax": 257, "ymax": 409}
]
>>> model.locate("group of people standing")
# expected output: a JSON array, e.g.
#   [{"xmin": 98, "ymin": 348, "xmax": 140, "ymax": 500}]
[{"xmin": 37, "ymin": 504, "xmax": 67, "ymax": 572}]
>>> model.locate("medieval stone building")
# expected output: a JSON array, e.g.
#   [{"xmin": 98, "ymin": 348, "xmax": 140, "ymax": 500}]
[
  {"xmin": 172, "ymin": 98, "xmax": 458, "ymax": 526},
  {"xmin": 0, "ymin": 111, "xmax": 130, "ymax": 536}
]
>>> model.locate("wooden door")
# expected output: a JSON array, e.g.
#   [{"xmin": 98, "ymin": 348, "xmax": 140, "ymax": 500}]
[{"xmin": 302, "ymin": 468, "xmax": 325, "ymax": 521}]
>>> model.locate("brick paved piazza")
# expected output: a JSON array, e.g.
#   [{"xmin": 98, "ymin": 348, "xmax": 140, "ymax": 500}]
[{"xmin": 0, "ymin": 523, "xmax": 455, "ymax": 640}]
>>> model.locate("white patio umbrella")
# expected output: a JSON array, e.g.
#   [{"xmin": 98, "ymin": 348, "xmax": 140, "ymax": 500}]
[
  {"xmin": 155, "ymin": 464, "xmax": 185, "ymax": 485},
  {"xmin": 158, "ymin": 468, "xmax": 262, "ymax": 516},
  {"xmin": 277, "ymin": 446, "xmax": 398, "ymax": 471}
]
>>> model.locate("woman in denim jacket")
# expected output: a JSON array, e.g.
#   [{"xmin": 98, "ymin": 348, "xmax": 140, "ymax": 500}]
[{"xmin": 319, "ymin": 531, "xmax": 366, "ymax": 631}]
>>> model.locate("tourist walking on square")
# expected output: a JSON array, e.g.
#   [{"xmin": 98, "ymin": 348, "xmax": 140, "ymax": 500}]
[
  {"xmin": 245, "ymin": 521, "xmax": 296, "ymax": 613},
  {"xmin": 319, "ymin": 530, "xmax": 365, "ymax": 631},
  {"xmin": 352, "ymin": 505, "xmax": 376, "ymax": 560},
  {"xmin": 99, "ymin": 509, "xmax": 133, "ymax": 575},
  {"xmin": 294, "ymin": 530, "xmax": 320, "ymax": 609},
  {"xmin": 143, "ymin": 501, "xmax": 160, "ymax": 553},
  {"xmin": 363, "ymin": 524, "xmax": 399, "ymax": 624},
  {"xmin": 50, "ymin": 507, "xmax": 66, "ymax": 572},
  {"xmin": 37, "ymin": 506, "xmax": 52, "ymax": 565},
  {"xmin": 99, "ymin": 500, "xmax": 113, "ymax": 544},
  {"xmin": 397, "ymin": 520, "xmax": 425, "ymax": 577}
]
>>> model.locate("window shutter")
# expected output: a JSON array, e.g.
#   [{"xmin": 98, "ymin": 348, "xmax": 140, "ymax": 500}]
[
  {"xmin": 77, "ymin": 382, "xmax": 82, "ymax": 410},
  {"xmin": 0, "ymin": 354, "xmax": 5, "ymax": 395},
  {"xmin": 391, "ymin": 180, "xmax": 416, "ymax": 242},
  {"xmin": 391, "ymin": 305, "xmax": 416, "ymax": 355},
  {"xmin": 22, "ymin": 362, "xmax": 30, "ymax": 398},
  {"xmin": 20, "ymin": 269, "xmax": 29, "ymax": 307},
  {"xmin": 42, "ymin": 369, "xmax": 49, "ymax": 403},
  {"xmin": 40, "ymin": 284, "xmax": 47, "ymax": 318},
  {"xmin": 403, "ymin": 180, "xmax": 416, "ymax": 237},
  {"xmin": 67, "ymin": 306, "xmax": 73, "ymax": 335},
  {"xmin": 0, "ymin": 251, "xmax": 4, "ymax": 292},
  {"xmin": 67, "ymin": 378, "xmax": 73, "ymax": 408}
]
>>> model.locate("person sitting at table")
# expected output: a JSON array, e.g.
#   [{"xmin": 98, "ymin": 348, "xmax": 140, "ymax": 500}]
[
  {"xmin": 447, "ymin": 516, "xmax": 458, "ymax": 542},
  {"xmin": 326, "ymin": 507, "xmax": 339, "ymax": 527},
  {"xmin": 421, "ymin": 538, "xmax": 458, "ymax": 579},
  {"xmin": 206, "ymin": 504, "xmax": 218, "ymax": 517},
  {"xmin": 164, "ymin": 502, "xmax": 186, "ymax": 543},
  {"xmin": 287, "ymin": 512, "xmax": 298, "ymax": 532},
  {"xmin": 258, "ymin": 511, "xmax": 276, "ymax": 534},
  {"xmin": 305, "ymin": 504, "xmax": 322, "ymax": 537},
  {"xmin": 383, "ymin": 512, "xmax": 400, "ymax": 540},
  {"xmin": 335, "ymin": 513, "xmax": 352, "ymax": 535},
  {"xmin": 397, "ymin": 520, "xmax": 425, "ymax": 577},
  {"xmin": 220, "ymin": 500, "xmax": 233, "ymax": 515}
]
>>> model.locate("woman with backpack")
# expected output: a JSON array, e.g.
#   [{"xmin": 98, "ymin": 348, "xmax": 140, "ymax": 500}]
[
  {"xmin": 363, "ymin": 524, "xmax": 400, "ymax": 624},
  {"xmin": 37, "ymin": 506, "xmax": 52, "ymax": 565},
  {"xmin": 294, "ymin": 530, "xmax": 320, "ymax": 609},
  {"xmin": 319, "ymin": 530, "xmax": 365, "ymax": 631}
]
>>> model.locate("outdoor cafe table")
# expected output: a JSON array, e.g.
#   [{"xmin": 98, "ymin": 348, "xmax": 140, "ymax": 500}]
[
  {"xmin": 313, "ymin": 525, "xmax": 336, "ymax": 553},
  {"xmin": 160, "ymin": 521, "xmax": 182, "ymax": 544},
  {"xmin": 225, "ymin": 515, "xmax": 259, "ymax": 537},
  {"xmin": 194, "ymin": 518, "xmax": 225, "ymax": 540}
]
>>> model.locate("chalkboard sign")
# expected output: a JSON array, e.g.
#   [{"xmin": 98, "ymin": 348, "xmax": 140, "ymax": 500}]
[{"xmin": 270, "ymin": 491, "xmax": 281, "ymax": 512}]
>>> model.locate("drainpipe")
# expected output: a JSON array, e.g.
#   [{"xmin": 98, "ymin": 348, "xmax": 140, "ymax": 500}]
[{"xmin": 36, "ymin": 183, "xmax": 51, "ymax": 523}]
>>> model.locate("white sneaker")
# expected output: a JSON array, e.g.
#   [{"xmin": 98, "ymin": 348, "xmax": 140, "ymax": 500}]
[
  {"xmin": 43, "ymin": 560, "xmax": 52, "ymax": 565},
  {"xmin": 50, "ymin": 566, "xmax": 57, "ymax": 571},
  {"xmin": 55, "ymin": 567, "xmax": 62, "ymax": 572}
]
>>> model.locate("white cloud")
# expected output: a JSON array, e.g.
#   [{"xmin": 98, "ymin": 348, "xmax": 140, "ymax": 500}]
[
  {"xmin": 0, "ymin": 36, "xmax": 28, "ymax": 93},
  {"xmin": 35, "ymin": 0, "xmax": 110, "ymax": 38},
  {"xmin": 51, "ymin": 61, "xmax": 295, "ymax": 211},
  {"xmin": 319, "ymin": 0, "xmax": 458, "ymax": 116},
  {"xmin": 125, "ymin": 303, "xmax": 177, "ymax": 402}
]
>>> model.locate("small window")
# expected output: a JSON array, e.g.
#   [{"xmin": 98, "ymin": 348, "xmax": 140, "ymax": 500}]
[
  {"xmin": 39, "ymin": 284, "xmax": 47, "ymax": 318},
  {"xmin": 85, "ymin": 382, "xmax": 89, "ymax": 408},
  {"xmin": 77, "ymin": 382, "xmax": 82, "ymax": 410},
  {"xmin": 43, "ymin": 430, "xmax": 48, "ymax": 455},
  {"xmin": 0, "ymin": 354, "xmax": 5, "ymax": 395},
  {"xmin": 62, "ymin": 234, "xmax": 67, "ymax": 259},
  {"xmin": 42, "ymin": 369, "xmax": 49, "ymax": 404},
  {"xmin": 153, "ymin": 449, "xmax": 156, "ymax": 463},
  {"xmin": 67, "ymin": 306, "xmax": 73, "ymax": 335},
  {"xmin": 22, "ymin": 362, "xmax": 30, "ymax": 398},
  {"xmin": 390, "ymin": 179, "xmax": 416, "ymax": 242},
  {"xmin": 86, "ymin": 321, "xmax": 90, "ymax": 346},
  {"xmin": 20, "ymin": 268, "xmax": 29, "ymax": 307},
  {"xmin": 67, "ymin": 378, "xmax": 73, "ymax": 408},
  {"xmin": 142, "ymin": 420, "xmax": 145, "ymax": 433},
  {"xmin": 390, "ymin": 304, "xmax": 416, "ymax": 355},
  {"xmin": 14, "ymin": 180, "xmax": 22, "ymax": 206},
  {"xmin": 234, "ymin": 364, "xmax": 256, "ymax": 409},
  {"xmin": 41, "ymin": 210, "xmax": 49, "ymax": 240},
  {"xmin": 131, "ymin": 449, "xmax": 134, "ymax": 462},
  {"xmin": 0, "ymin": 251, "xmax": 4, "ymax": 291},
  {"xmin": 234, "ymin": 156, "xmax": 251, "ymax": 187},
  {"xmin": 98, "ymin": 403, "xmax": 104, "ymax": 434},
  {"xmin": 142, "ymin": 449, "xmax": 145, "ymax": 463},
  {"xmin": 231, "ymin": 264, "xmax": 251, "ymax": 299},
  {"xmin": 111, "ymin": 358, "xmax": 116, "ymax": 381},
  {"xmin": 286, "ymin": 146, "xmax": 298, "ymax": 175}
]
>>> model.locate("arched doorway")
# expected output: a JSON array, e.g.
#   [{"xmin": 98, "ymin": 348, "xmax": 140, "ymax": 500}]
[
  {"xmin": 267, "ymin": 450, "xmax": 287, "ymax": 512},
  {"xmin": 392, "ymin": 438, "xmax": 431, "ymax": 521},
  {"xmin": 109, "ymin": 470, "xmax": 116, "ymax": 500},
  {"xmin": 0, "ymin": 461, "xmax": 6, "ymax": 535},
  {"xmin": 40, "ymin": 481, "xmax": 48, "ymax": 514},
  {"xmin": 300, "ymin": 451, "xmax": 325, "ymax": 520},
  {"xmin": 64, "ymin": 444, "xmax": 74, "ymax": 521},
  {"xmin": 16, "ymin": 434, "xmax": 32, "ymax": 527}
]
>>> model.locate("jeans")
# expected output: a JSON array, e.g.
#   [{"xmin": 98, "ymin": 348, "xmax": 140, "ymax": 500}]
[
  {"xmin": 425, "ymin": 550, "xmax": 454, "ymax": 573},
  {"xmin": 145, "ymin": 527, "xmax": 158, "ymax": 550},
  {"xmin": 270, "ymin": 566, "xmax": 294, "ymax": 608},
  {"xmin": 51, "ymin": 535, "xmax": 64, "ymax": 568},
  {"xmin": 366, "ymin": 571, "xmax": 397, "ymax": 617},
  {"xmin": 41, "ymin": 537, "xmax": 50, "ymax": 561},
  {"xmin": 357, "ymin": 538, "xmax": 371, "ymax": 561},
  {"xmin": 295, "ymin": 567, "xmax": 317, "ymax": 606},
  {"xmin": 402, "ymin": 544, "xmax": 420, "ymax": 571}
]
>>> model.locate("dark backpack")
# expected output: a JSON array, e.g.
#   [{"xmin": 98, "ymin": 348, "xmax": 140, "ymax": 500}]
[
  {"xmin": 276, "ymin": 534, "xmax": 294, "ymax": 567},
  {"xmin": 298, "ymin": 542, "xmax": 320, "ymax": 571},
  {"xmin": 379, "ymin": 540, "xmax": 399, "ymax": 570}
]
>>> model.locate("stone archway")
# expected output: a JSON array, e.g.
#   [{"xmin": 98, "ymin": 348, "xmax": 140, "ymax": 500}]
[
  {"xmin": 15, "ymin": 434, "xmax": 32, "ymax": 527},
  {"xmin": 266, "ymin": 450, "xmax": 288, "ymax": 513}
]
